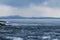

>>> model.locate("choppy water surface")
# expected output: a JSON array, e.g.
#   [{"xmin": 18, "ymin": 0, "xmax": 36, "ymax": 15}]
[{"xmin": 0, "ymin": 19, "xmax": 60, "ymax": 40}]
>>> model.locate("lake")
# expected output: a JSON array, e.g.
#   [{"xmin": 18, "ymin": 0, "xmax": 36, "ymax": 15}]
[
  {"xmin": 0, "ymin": 19, "xmax": 60, "ymax": 40},
  {"xmin": 0, "ymin": 19, "xmax": 60, "ymax": 26}
]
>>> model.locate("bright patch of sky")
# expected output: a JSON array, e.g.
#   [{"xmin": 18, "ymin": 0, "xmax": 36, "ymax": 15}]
[{"xmin": 0, "ymin": 0, "xmax": 60, "ymax": 17}]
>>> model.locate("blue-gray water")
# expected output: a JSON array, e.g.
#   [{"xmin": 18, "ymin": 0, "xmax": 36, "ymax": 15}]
[
  {"xmin": 0, "ymin": 19, "xmax": 60, "ymax": 40},
  {"xmin": 0, "ymin": 19, "xmax": 60, "ymax": 26}
]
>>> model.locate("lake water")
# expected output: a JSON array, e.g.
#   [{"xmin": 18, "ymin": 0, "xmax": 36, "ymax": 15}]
[
  {"xmin": 0, "ymin": 19, "xmax": 60, "ymax": 26},
  {"xmin": 0, "ymin": 19, "xmax": 60, "ymax": 40}
]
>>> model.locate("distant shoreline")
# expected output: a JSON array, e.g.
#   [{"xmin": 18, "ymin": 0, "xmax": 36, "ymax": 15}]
[
  {"xmin": 0, "ymin": 18, "xmax": 60, "ymax": 19},
  {"xmin": 0, "ymin": 15, "xmax": 60, "ymax": 19}
]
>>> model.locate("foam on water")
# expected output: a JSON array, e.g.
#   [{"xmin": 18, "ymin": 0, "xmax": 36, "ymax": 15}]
[
  {"xmin": 52, "ymin": 38, "xmax": 59, "ymax": 40},
  {"xmin": 6, "ymin": 36, "xmax": 23, "ymax": 40},
  {"xmin": 13, "ymin": 37, "xmax": 23, "ymax": 40},
  {"xmin": 42, "ymin": 36, "xmax": 51, "ymax": 39}
]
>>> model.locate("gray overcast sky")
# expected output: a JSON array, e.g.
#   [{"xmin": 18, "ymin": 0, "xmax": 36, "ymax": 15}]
[{"xmin": 0, "ymin": 0, "xmax": 60, "ymax": 17}]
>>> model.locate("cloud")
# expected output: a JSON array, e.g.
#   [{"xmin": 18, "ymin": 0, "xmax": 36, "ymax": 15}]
[
  {"xmin": 0, "ymin": 4, "xmax": 21, "ymax": 16},
  {"xmin": 19, "ymin": 4, "xmax": 60, "ymax": 17},
  {"xmin": 0, "ymin": 5, "xmax": 12, "ymax": 16},
  {"xmin": 0, "ymin": 0, "xmax": 45, "ymax": 7},
  {"xmin": 0, "ymin": 0, "xmax": 60, "ymax": 17},
  {"xmin": 45, "ymin": 0, "xmax": 60, "ymax": 7}
]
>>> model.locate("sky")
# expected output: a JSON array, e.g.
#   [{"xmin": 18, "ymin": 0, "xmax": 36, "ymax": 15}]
[{"xmin": 0, "ymin": 0, "xmax": 60, "ymax": 17}]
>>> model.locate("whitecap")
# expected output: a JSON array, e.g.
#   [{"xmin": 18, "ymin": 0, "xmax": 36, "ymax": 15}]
[{"xmin": 6, "ymin": 36, "xmax": 23, "ymax": 40}]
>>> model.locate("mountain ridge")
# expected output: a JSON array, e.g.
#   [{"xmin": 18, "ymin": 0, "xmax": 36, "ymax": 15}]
[{"xmin": 0, "ymin": 15, "xmax": 60, "ymax": 19}]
